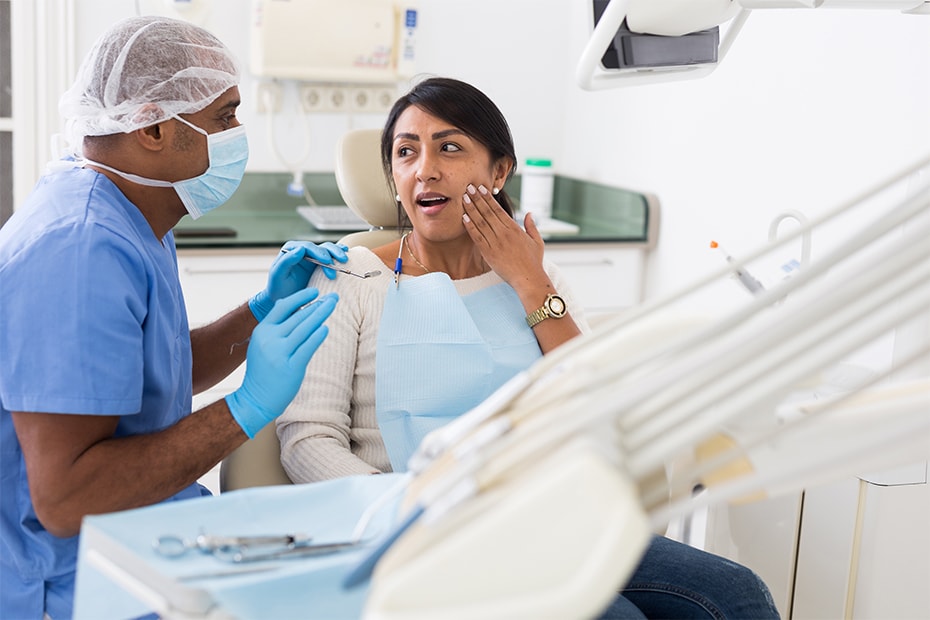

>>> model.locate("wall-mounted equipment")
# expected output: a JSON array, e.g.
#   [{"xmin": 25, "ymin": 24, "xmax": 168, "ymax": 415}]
[{"xmin": 250, "ymin": 0, "xmax": 417, "ymax": 84}]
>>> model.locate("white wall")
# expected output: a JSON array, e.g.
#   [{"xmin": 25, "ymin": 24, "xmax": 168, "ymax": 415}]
[
  {"xmin": 65, "ymin": 1, "xmax": 930, "ymax": 304},
  {"xmin": 69, "ymin": 0, "xmax": 571, "ymax": 176},
  {"xmin": 562, "ymin": 7, "xmax": 930, "ymax": 307}
]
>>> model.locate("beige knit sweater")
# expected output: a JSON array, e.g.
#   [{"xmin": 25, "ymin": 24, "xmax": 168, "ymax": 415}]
[{"xmin": 277, "ymin": 246, "xmax": 586, "ymax": 483}]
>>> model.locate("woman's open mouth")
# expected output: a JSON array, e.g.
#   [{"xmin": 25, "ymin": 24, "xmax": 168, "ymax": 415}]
[{"xmin": 416, "ymin": 194, "xmax": 450, "ymax": 216}]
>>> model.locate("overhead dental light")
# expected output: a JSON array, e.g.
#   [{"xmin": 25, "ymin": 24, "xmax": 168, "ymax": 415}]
[{"xmin": 577, "ymin": 0, "xmax": 930, "ymax": 89}]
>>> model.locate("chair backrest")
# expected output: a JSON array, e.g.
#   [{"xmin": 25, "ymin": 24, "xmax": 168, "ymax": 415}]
[
  {"xmin": 219, "ymin": 128, "xmax": 401, "ymax": 493},
  {"xmin": 335, "ymin": 128, "xmax": 403, "ymax": 248},
  {"xmin": 219, "ymin": 424, "xmax": 291, "ymax": 491}
]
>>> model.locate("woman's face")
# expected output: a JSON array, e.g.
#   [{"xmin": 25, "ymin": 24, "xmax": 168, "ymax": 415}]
[{"xmin": 390, "ymin": 105, "xmax": 509, "ymax": 240}]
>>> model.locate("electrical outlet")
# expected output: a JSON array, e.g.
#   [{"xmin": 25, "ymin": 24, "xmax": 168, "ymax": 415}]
[
  {"xmin": 299, "ymin": 85, "xmax": 348, "ymax": 113},
  {"xmin": 349, "ymin": 88, "xmax": 376, "ymax": 112},
  {"xmin": 299, "ymin": 83, "xmax": 394, "ymax": 114},
  {"xmin": 255, "ymin": 81, "xmax": 282, "ymax": 114},
  {"xmin": 373, "ymin": 87, "xmax": 397, "ymax": 112},
  {"xmin": 328, "ymin": 87, "xmax": 348, "ymax": 111},
  {"xmin": 299, "ymin": 85, "xmax": 326, "ymax": 113}
]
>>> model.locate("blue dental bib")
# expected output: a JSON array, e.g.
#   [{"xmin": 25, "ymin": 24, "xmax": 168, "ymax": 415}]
[{"xmin": 375, "ymin": 273, "xmax": 542, "ymax": 471}]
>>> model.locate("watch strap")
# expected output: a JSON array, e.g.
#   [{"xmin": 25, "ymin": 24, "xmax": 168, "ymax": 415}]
[{"xmin": 525, "ymin": 294, "xmax": 566, "ymax": 328}]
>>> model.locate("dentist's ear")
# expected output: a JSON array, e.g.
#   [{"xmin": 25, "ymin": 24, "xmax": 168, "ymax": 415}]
[
  {"xmin": 133, "ymin": 103, "xmax": 167, "ymax": 149},
  {"xmin": 136, "ymin": 123, "xmax": 166, "ymax": 150}
]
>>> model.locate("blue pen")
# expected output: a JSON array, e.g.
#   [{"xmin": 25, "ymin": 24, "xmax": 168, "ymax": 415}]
[{"xmin": 394, "ymin": 233, "xmax": 407, "ymax": 289}]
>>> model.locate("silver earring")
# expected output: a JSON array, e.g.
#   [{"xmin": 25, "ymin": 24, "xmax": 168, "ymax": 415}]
[
  {"xmin": 492, "ymin": 187, "xmax": 500, "ymax": 195},
  {"xmin": 395, "ymin": 194, "xmax": 401, "ymax": 202}
]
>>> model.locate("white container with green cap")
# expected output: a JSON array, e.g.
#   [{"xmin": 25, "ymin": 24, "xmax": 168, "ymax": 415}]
[{"xmin": 519, "ymin": 158, "xmax": 554, "ymax": 220}]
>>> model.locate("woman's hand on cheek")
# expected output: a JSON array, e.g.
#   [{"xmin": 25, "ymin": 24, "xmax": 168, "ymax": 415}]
[{"xmin": 462, "ymin": 183, "xmax": 546, "ymax": 284}]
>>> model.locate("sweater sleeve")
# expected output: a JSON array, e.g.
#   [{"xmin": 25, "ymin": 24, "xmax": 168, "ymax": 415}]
[
  {"xmin": 277, "ymin": 248, "xmax": 391, "ymax": 482},
  {"xmin": 543, "ymin": 258, "xmax": 590, "ymax": 334}
]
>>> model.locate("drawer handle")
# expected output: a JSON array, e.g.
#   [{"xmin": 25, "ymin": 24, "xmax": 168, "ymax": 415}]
[{"xmin": 554, "ymin": 258, "xmax": 615, "ymax": 267}]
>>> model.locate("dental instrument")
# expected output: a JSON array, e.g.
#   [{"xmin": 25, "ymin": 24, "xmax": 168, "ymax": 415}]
[
  {"xmin": 153, "ymin": 532, "xmax": 313, "ymax": 559},
  {"xmin": 154, "ymin": 531, "xmax": 369, "ymax": 564},
  {"xmin": 175, "ymin": 566, "xmax": 280, "ymax": 582},
  {"xmin": 710, "ymin": 240, "xmax": 765, "ymax": 295},
  {"xmin": 219, "ymin": 540, "xmax": 366, "ymax": 564},
  {"xmin": 300, "ymin": 256, "xmax": 381, "ymax": 279},
  {"xmin": 279, "ymin": 248, "xmax": 381, "ymax": 279}
]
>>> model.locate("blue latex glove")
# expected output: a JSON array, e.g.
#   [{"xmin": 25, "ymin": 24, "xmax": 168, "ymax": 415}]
[
  {"xmin": 227, "ymin": 288, "xmax": 338, "ymax": 438},
  {"xmin": 248, "ymin": 241, "xmax": 348, "ymax": 322}
]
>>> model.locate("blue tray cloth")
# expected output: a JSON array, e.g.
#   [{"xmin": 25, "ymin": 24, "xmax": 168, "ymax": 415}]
[{"xmin": 74, "ymin": 473, "xmax": 405, "ymax": 619}]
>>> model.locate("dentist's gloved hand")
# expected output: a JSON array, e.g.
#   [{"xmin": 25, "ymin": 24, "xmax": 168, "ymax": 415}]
[
  {"xmin": 227, "ymin": 287, "xmax": 338, "ymax": 438},
  {"xmin": 248, "ymin": 240, "xmax": 348, "ymax": 322}
]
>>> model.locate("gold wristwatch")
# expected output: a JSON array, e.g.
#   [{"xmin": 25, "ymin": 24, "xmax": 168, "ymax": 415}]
[{"xmin": 525, "ymin": 294, "xmax": 567, "ymax": 328}]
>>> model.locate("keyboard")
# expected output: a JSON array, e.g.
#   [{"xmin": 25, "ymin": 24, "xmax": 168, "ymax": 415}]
[{"xmin": 297, "ymin": 205, "xmax": 370, "ymax": 231}]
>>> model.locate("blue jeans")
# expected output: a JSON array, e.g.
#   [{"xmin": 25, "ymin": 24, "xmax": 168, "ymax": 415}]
[{"xmin": 598, "ymin": 535, "xmax": 780, "ymax": 619}]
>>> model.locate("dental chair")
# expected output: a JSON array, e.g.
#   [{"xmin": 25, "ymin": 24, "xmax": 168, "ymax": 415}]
[
  {"xmin": 335, "ymin": 128, "xmax": 403, "ymax": 249},
  {"xmin": 219, "ymin": 128, "xmax": 401, "ymax": 492}
]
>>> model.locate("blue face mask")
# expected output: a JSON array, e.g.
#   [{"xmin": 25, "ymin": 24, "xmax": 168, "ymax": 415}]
[{"xmin": 83, "ymin": 116, "xmax": 249, "ymax": 219}]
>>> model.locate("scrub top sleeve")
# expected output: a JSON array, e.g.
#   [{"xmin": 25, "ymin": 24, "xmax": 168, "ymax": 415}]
[{"xmin": 1, "ymin": 227, "xmax": 149, "ymax": 415}]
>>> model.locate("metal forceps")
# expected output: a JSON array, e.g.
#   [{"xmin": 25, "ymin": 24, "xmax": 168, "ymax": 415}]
[
  {"xmin": 154, "ymin": 532, "xmax": 366, "ymax": 564},
  {"xmin": 154, "ymin": 532, "xmax": 312, "ymax": 559}
]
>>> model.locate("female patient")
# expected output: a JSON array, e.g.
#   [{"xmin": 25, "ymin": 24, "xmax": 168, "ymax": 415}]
[{"xmin": 278, "ymin": 77, "xmax": 779, "ymax": 619}]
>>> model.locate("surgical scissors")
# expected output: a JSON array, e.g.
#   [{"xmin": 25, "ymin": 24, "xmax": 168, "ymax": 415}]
[
  {"xmin": 154, "ymin": 532, "xmax": 368, "ymax": 564},
  {"xmin": 154, "ymin": 532, "xmax": 313, "ymax": 559}
]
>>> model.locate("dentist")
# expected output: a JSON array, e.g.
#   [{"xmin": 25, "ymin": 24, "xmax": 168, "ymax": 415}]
[{"xmin": 0, "ymin": 16, "xmax": 344, "ymax": 619}]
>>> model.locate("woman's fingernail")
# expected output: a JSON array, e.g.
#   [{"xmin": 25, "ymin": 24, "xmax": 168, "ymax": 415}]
[
  {"xmin": 478, "ymin": 185, "xmax": 488, "ymax": 195},
  {"xmin": 463, "ymin": 193, "xmax": 472, "ymax": 204},
  {"xmin": 463, "ymin": 213, "xmax": 471, "ymax": 223},
  {"xmin": 466, "ymin": 184, "xmax": 477, "ymax": 195}
]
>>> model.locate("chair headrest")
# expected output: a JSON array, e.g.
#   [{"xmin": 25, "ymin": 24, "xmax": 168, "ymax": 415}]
[{"xmin": 335, "ymin": 128, "xmax": 398, "ymax": 228}]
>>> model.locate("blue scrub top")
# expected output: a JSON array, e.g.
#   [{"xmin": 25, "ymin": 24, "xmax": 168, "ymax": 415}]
[{"xmin": 0, "ymin": 167, "xmax": 208, "ymax": 619}]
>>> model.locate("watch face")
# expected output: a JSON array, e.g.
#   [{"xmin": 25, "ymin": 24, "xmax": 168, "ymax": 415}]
[{"xmin": 547, "ymin": 295, "xmax": 566, "ymax": 316}]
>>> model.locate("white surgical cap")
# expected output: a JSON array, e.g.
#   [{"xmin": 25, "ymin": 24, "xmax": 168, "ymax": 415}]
[{"xmin": 59, "ymin": 16, "xmax": 239, "ymax": 156}]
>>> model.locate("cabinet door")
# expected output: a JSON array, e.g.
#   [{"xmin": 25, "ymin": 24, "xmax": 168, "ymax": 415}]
[
  {"xmin": 177, "ymin": 248, "xmax": 280, "ymax": 397},
  {"xmin": 177, "ymin": 248, "xmax": 279, "ymax": 328},
  {"xmin": 177, "ymin": 249, "xmax": 280, "ymax": 494},
  {"xmin": 544, "ymin": 244, "xmax": 646, "ymax": 320}
]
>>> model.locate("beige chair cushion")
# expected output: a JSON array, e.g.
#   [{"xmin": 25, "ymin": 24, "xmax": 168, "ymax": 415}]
[
  {"xmin": 219, "ymin": 424, "xmax": 291, "ymax": 492},
  {"xmin": 335, "ymin": 128, "xmax": 398, "ymax": 229}
]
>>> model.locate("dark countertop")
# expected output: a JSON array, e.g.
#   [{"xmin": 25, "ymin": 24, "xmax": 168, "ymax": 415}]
[{"xmin": 173, "ymin": 173, "xmax": 656, "ymax": 249}]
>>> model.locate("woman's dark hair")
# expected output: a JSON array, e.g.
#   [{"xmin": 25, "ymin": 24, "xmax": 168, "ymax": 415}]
[{"xmin": 381, "ymin": 77, "xmax": 517, "ymax": 227}]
